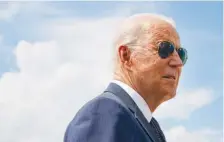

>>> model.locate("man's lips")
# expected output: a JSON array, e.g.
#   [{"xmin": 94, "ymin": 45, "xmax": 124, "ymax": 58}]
[{"xmin": 162, "ymin": 75, "xmax": 176, "ymax": 80}]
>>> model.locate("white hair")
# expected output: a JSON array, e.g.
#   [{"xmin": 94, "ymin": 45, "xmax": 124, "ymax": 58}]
[{"xmin": 114, "ymin": 13, "xmax": 176, "ymax": 48}]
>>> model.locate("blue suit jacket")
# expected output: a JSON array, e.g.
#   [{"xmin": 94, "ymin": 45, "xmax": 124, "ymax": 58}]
[{"xmin": 64, "ymin": 83, "xmax": 160, "ymax": 142}]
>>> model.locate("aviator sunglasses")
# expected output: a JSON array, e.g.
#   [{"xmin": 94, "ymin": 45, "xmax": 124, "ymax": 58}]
[{"xmin": 158, "ymin": 41, "xmax": 188, "ymax": 65}]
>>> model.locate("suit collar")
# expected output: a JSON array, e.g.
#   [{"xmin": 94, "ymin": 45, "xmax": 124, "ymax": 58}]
[
  {"xmin": 104, "ymin": 82, "xmax": 136, "ymax": 112},
  {"xmin": 104, "ymin": 83, "xmax": 158, "ymax": 142},
  {"xmin": 111, "ymin": 79, "xmax": 152, "ymax": 122}
]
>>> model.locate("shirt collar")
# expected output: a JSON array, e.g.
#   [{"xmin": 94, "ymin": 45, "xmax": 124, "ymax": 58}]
[{"xmin": 111, "ymin": 79, "xmax": 152, "ymax": 122}]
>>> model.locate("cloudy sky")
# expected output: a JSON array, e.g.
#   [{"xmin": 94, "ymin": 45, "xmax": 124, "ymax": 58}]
[{"xmin": 0, "ymin": 1, "xmax": 223, "ymax": 142}]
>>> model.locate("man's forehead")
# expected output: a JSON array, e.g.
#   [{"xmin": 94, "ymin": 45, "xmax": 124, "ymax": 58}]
[{"xmin": 146, "ymin": 22, "xmax": 181, "ymax": 48}]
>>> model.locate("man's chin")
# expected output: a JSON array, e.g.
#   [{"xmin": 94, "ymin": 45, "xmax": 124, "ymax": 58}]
[{"xmin": 162, "ymin": 90, "xmax": 176, "ymax": 102}]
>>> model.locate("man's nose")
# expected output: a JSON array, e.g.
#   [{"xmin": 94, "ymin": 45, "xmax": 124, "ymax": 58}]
[{"xmin": 169, "ymin": 50, "xmax": 183, "ymax": 67}]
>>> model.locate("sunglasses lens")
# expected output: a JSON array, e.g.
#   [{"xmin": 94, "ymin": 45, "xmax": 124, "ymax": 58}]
[
  {"xmin": 177, "ymin": 48, "xmax": 188, "ymax": 65},
  {"xmin": 158, "ymin": 41, "xmax": 174, "ymax": 58}
]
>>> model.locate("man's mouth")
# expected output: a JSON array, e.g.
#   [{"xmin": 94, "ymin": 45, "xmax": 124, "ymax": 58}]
[{"xmin": 162, "ymin": 75, "xmax": 176, "ymax": 80}]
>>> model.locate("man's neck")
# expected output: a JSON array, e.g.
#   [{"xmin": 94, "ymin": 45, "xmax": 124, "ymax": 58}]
[{"xmin": 113, "ymin": 72, "xmax": 162, "ymax": 113}]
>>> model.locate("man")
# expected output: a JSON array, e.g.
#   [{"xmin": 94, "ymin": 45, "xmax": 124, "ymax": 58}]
[{"xmin": 64, "ymin": 13, "xmax": 188, "ymax": 142}]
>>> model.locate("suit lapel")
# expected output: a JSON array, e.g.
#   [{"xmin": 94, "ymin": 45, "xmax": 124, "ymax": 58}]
[{"xmin": 104, "ymin": 83, "xmax": 158, "ymax": 142}]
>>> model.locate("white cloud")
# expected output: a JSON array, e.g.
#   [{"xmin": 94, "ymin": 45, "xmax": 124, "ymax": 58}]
[
  {"xmin": 165, "ymin": 125, "xmax": 223, "ymax": 142},
  {"xmin": 0, "ymin": 41, "xmax": 111, "ymax": 142},
  {"xmin": 154, "ymin": 88, "xmax": 215, "ymax": 120}
]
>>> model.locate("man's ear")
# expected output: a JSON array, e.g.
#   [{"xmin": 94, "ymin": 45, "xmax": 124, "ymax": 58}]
[{"xmin": 118, "ymin": 45, "xmax": 132, "ymax": 70}]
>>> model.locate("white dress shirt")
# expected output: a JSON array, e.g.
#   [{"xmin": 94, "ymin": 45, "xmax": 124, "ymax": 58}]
[{"xmin": 111, "ymin": 79, "xmax": 152, "ymax": 123}]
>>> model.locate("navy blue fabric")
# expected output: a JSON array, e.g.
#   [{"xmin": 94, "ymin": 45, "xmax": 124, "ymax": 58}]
[{"xmin": 64, "ymin": 83, "xmax": 161, "ymax": 142}]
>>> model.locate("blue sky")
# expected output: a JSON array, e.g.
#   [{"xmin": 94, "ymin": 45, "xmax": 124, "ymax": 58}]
[{"xmin": 0, "ymin": 1, "xmax": 222, "ymax": 142}]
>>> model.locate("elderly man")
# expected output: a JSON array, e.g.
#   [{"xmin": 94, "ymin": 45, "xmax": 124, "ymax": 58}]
[{"xmin": 64, "ymin": 13, "xmax": 188, "ymax": 142}]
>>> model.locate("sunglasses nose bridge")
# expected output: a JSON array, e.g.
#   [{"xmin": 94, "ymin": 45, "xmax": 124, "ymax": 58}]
[{"xmin": 172, "ymin": 49, "xmax": 179, "ymax": 57}]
